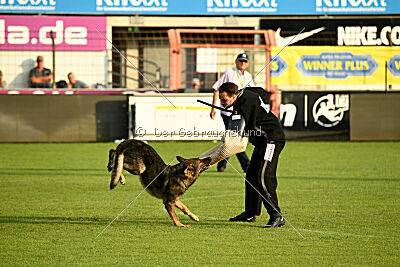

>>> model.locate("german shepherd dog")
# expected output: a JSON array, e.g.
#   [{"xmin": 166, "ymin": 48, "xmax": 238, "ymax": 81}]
[{"xmin": 107, "ymin": 139, "xmax": 211, "ymax": 227}]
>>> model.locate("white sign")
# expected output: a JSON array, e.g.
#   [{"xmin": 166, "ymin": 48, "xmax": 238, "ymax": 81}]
[{"xmin": 130, "ymin": 94, "xmax": 225, "ymax": 140}]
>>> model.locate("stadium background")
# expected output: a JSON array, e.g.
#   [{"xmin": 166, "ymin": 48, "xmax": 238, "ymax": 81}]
[{"xmin": 0, "ymin": 0, "xmax": 399, "ymax": 142}]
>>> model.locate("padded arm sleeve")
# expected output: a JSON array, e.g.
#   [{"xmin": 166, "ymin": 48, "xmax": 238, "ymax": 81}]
[
  {"xmin": 199, "ymin": 130, "xmax": 248, "ymax": 166},
  {"xmin": 199, "ymin": 115, "xmax": 248, "ymax": 166}
]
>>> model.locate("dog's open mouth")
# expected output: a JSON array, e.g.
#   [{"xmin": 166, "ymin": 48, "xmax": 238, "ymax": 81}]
[{"xmin": 200, "ymin": 164, "xmax": 211, "ymax": 173}]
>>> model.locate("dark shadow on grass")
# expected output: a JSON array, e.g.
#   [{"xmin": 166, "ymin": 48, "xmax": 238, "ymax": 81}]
[
  {"xmin": 280, "ymin": 176, "xmax": 400, "ymax": 182},
  {"xmin": 0, "ymin": 215, "xmax": 189, "ymax": 227},
  {"xmin": 0, "ymin": 215, "xmax": 262, "ymax": 229},
  {"xmin": 0, "ymin": 168, "xmax": 105, "ymax": 172},
  {"xmin": 0, "ymin": 215, "xmax": 191, "ymax": 228},
  {"xmin": 196, "ymin": 218, "xmax": 262, "ymax": 228},
  {"xmin": 114, "ymin": 217, "xmax": 262, "ymax": 229},
  {"xmin": 0, "ymin": 216, "xmax": 109, "ymax": 225},
  {"xmin": 0, "ymin": 167, "xmax": 106, "ymax": 177}
]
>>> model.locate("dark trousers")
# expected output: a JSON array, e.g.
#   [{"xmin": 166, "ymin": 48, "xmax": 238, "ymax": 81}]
[
  {"xmin": 244, "ymin": 141, "xmax": 285, "ymax": 217},
  {"xmin": 217, "ymin": 114, "xmax": 250, "ymax": 171}
]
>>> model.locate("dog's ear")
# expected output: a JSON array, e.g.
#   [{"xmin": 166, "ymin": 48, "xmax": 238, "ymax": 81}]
[
  {"xmin": 201, "ymin": 157, "xmax": 212, "ymax": 166},
  {"xmin": 176, "ymin": 156, "xmax": 185, "ymax": 163},
  {"xmin": 109, "ymin": 149, "xmax": 115, "ymax": 157}
]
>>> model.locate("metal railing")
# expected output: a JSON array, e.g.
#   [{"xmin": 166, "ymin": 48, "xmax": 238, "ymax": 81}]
[{"xmin": 109, "ymin": 50, "xmax": 162, "ymax": 89}]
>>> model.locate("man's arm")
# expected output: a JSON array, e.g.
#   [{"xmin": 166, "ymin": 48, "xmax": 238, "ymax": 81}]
[
  {"xmin": 210, "ymin": 90, "xmax": 218, "ymax": 119},
  {"xmin": 30, "ymin": 74, "xmax": 52, "ymax": 84},
  {"xmin": 30, "ymin": 69, "xmax": 53, "ymax": 85},
  {"xmin": 199, "ymin": 115, "xmax": 247, "ymax": 166}
]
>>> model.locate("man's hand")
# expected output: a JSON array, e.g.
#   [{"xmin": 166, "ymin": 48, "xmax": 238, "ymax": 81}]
[
  {"xmin": 210, "ymin": 89, "xmax": 219, "ymax": 120},
  {"xmin": 210, "ymin": 108, "xmax": 216, "ymax": 120},
  {"xmin": 31, "ymin": 74, "xmax": 52, "ymax": 85}
]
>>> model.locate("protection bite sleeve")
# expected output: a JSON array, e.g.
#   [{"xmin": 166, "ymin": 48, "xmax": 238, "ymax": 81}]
[{"xmin": 199, "ymin": 130, "xmax": 248, "ymax": 166}]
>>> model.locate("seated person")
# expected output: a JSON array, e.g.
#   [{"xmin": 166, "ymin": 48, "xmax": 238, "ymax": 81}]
[
  {"xmin": 67, "ymin": 72, "xmax": 90, "ymax": 89},
  {"xmin": 29, "ymin": 56, "xmax": 53, "ymax": 88},
  {"xmin": 0, "ymin": 70, "xmax": 3, "ymax": 88},
  {"xmin": 55, "ymin": 80, "xmax": 68, "ymax": 88},
  {"xmin": 192, "ymin": 78, "xmax": 201, "ymax": 90}
]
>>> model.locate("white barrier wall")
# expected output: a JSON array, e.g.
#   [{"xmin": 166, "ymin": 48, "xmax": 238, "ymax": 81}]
[{"xmin": 130, "ymin": 93, "xmax": 225, "ymax": 141}]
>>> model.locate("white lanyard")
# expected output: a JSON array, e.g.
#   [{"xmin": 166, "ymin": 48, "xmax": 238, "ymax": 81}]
[{"xmin": 235, "ymin": 67, "xmax": 246, "ymax": 89}]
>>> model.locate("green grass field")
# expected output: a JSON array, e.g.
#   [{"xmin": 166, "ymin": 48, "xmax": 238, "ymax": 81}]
[{"xmin": 0, "ymin": 141, "xmax": 399, "ymax": 265}]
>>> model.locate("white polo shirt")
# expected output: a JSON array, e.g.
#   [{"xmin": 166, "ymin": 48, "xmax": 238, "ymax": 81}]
[{"xmin": 212, "ymin": 67, "xmax": 255, "ymax": 116}]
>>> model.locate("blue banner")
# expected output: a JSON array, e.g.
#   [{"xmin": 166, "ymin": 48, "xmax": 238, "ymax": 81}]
[{"xmin": 1, "ymin": 0, "xmax": 399, "ymax": 15}]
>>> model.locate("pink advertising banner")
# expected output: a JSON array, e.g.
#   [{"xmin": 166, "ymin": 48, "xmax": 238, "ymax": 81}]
[{"xmin": 0, "ymin": 15, "xmax": 107, "ymax": 51}]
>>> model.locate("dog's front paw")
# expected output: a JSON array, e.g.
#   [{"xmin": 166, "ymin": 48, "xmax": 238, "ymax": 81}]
[{"xmin": 189, "ymin": 214, "xmax": 199, "ymax": 222}]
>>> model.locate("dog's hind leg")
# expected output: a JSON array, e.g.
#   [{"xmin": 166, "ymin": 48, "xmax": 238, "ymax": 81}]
[
  {"xmin": 119, "ymin": 172, "xmax": 126, "ymax": 185},
  {"xmin": 164, "ymin": 201, "xmax": 190, "ymax": 227},
  {"xmin": 110, "ymin": 152, "xmax": 124, "ymax": 190},
  {"xmin": 175, "ymin": 200, "xmax": 199, "ymax": 222}
]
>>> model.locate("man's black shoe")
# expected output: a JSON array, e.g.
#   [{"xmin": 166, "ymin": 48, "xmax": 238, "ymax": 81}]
[
  {"xmin": 217, "ymin": 167, "xmax": 226, "ymax": 172},
  {"xmin": 263, "ymin": 215, "xmax": 285, "ymax": 228},
  {"xmin": 229, "ymin": 212, "xmax": 256, "ymax": 222}
]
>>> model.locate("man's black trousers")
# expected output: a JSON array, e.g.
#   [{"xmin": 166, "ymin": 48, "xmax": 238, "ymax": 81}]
[
  {"xmin": 244, "ymin": 141, "xmax": 285, "ymax": 217},
  {"xmin": 217, "ymin": 114, "xmax": 250, "ymax": 171}
]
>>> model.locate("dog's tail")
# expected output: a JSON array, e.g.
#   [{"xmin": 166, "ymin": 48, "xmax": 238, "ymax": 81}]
[{"xmin": 110, "ymin": 150, "xmax": 124, "ymax": 190}]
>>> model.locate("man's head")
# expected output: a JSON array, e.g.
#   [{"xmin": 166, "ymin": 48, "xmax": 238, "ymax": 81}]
[
  {"xmin": 36, "ymin": 56, "xmax": 44, "ymax": 68},
  {"xmin": 67, "ymin": 72, "xmax": 76, "ymax": 84},
  {"xmin": 192, "ymin": 78, "xmax": 200, "ymax": 89},
  {"xmin": 218, "ymin": 82, "xmax": 239, "ymax": 108},
  {"xmin": 235, "ymin": 53, "xmax": 249, "ymax": 72}
]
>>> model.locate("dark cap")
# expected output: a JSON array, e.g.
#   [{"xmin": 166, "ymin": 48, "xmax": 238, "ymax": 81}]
[
  {"xmin": 36, "ymin": 56, "xmax": 44, "ymax": 62},
  {"xmin": 236, "ymin": 53, "xmax": 249, "ymax": 62}
]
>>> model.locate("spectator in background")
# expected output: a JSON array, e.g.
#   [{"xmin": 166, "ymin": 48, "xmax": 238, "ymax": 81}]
[
  {"xmin": 29, "ymin": 56, "xmax": 52, "ymax": 88},
  {"xmin": 67, "ymin": 72, "xmax": 90, "ymax": 89},
  {"xmin": 55, "ymin": 80, "xmax": 68, "ymax": 88},
  {"xmin": 192, "ymin": 78, "xmax": 201, "ymax": 90},
  {"xmin": 0, "ymin": 70, "xmax": 3, "ymax": 88}
]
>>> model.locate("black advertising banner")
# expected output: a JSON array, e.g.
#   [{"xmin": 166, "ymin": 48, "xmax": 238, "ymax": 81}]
[
  {"xmin": 281, "ymin": 92, "xmax": 350, "ymax": 132},
  {"xmin": 260, "ymin": 18, "xmax": 400, "ymax": 46}
]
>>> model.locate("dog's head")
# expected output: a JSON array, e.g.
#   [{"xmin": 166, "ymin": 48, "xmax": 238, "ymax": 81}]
[
  {"xmin": 176, "ymin": 156, "xmax": 212, "ymax": 179},
  {"xmin": 107, "ymin": 149, "xmax": 115, "ymax": 172}
]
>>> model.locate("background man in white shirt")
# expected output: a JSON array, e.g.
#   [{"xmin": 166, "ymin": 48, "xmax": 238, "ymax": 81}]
[{"xmin": 210, "ymin": 53, "xmax": 255, "ymax": 172}]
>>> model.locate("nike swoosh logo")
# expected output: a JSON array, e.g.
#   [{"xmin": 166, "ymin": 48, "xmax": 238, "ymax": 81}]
[{"xmin": 275, "ymin": 27, "xmax": 326, "ymax": 47}]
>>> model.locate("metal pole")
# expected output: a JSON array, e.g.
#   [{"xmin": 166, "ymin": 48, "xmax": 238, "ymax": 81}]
[
  {"xmin": 385, "ymin": 60, "xmax": 387, "ymax": 93},
  {"xmin": 50, "ymin": 31, "xmax": 55, "ymax": 89}
]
